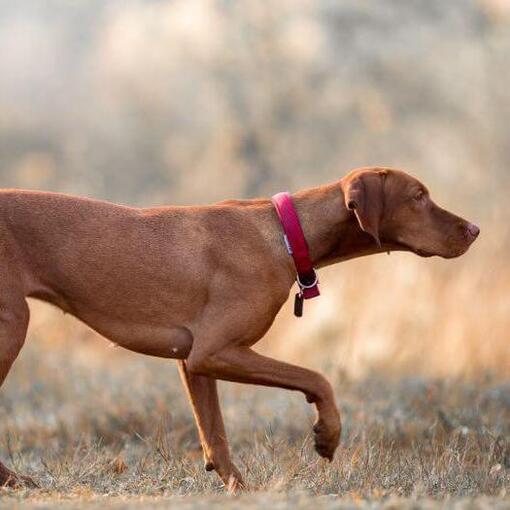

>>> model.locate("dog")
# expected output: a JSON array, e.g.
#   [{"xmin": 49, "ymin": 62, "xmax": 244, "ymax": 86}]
[{"xmin": 0, "ymin": 167, "xmax": 479, "ymax": 489}]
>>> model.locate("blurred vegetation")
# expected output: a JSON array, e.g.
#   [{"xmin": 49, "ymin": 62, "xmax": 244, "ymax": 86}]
[
  {"xmin": 1, "ymin": 0, "xmax": 509, "ymax": 208},
  {"xmin": 0, "ymin": 0, "xmax": 509, "ymax": 377}
]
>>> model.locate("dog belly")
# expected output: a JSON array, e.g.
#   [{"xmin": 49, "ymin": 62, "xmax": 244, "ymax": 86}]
[
  {"xmin": 84, "ymin": 318, "xmax": 193, "ymax": 359},
  {"xmin": 27, "ymin": 287, "xmax": 195, "ymax": 359},
  {"xmin": 93, "ymin": 319, "xmax": 194, "ymax": 359},
  {"xmin": 65, "ymin": 306, "xmax": 194, "ymax": 359},
  {"xmin": 114, "ymin": 326, "xmax": 193, "ymax": 359}
]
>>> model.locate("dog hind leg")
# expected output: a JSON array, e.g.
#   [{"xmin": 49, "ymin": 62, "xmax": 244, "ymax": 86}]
[{"xmin": 0, "ymin": 291, "xmax": 36, "ymax": 487}]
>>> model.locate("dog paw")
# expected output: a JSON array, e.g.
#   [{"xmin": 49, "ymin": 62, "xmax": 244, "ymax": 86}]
[
  {"xmin": 225, "ymin": 472, "xmax": 244, "ymax": 494},
  {"xmin": 221, "ymin": 465, "xmax": 245, "ymax": 494},
  {"xmin": 313, "ymin": 417, "xmax": 341, "ymax": 461},
  {"xmin": 210, "ymin": 460, "xmax": 245, "ymax": 493}
]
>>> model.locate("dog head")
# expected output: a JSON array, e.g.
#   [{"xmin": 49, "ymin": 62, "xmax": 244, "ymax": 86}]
[{"xmin": 342, "ymin": 167, "xmax": 480, "ymax": 258}]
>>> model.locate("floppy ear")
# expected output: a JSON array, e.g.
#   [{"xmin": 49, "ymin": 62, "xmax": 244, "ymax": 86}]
[{"xmin": 344, "ymin": 171, "xmax": 385, "ymax": 247}]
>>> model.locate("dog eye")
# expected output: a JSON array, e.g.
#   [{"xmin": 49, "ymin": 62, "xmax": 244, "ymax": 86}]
[{"xmin": 413, "ymin": 190, "xmax": 425, "ymax": 202}]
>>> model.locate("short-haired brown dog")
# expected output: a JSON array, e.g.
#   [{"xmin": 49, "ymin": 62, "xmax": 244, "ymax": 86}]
[{"xmin": 0, "ymin": 167, "xmax": 479, "ymax": 489}]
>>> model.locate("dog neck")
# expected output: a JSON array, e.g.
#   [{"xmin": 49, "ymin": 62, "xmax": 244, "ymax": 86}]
[{"xmin": 291, "ymin": 181, "xmax": 382, "ymax": 268}]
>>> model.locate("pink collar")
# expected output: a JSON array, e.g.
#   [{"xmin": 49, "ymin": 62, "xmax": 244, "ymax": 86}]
[{"xmin": 272, "ymin": 192, "xmax": 319, "ymax": 316}]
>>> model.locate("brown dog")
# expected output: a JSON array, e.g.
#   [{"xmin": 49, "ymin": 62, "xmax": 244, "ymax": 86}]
[{"xmin": 0, "ymin": 167, "xmax": 479, "ymax": 489}]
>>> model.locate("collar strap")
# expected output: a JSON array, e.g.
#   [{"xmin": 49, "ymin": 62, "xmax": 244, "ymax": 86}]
[{"xmin": 271, "ymin": 192, "xmax": 320, "ymax": 300}]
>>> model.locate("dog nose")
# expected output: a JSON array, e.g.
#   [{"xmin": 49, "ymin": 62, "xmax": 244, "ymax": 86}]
[{"xmin": 467, "ymin": 223, "xmax": 480, "ymax": 239}]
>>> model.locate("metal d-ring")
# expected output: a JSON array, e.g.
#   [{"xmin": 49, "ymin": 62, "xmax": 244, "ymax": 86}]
[{"xmin": 296, "ymin": 268, "xmax": 319, "ymax": 290}]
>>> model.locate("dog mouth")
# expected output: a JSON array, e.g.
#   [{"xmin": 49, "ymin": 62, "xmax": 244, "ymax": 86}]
[
  {"xmin": 384, "ymin": 240, "xmax": 471, "ymax": 259},
  {"xmin": 382, "ymin": 241, "xmax": 435, "ymax": 258},
  {"xmin": 413, "ymin": 248, "xmax": 435, "ymax": 257}
]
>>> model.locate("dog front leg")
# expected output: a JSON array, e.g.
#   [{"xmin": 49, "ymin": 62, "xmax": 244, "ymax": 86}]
[
  {"xmin": 177, "ymin": 360, "xmax": 243, "ymax": 492},
  {"xmin": 187, "ymin": 346, "xmax": 341, "ymax": 461}
]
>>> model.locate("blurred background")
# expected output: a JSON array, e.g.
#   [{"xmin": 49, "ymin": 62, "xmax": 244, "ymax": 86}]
[{"xmin": 0, "ymin": 0, "xmax": 509, "ymax": 379}]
